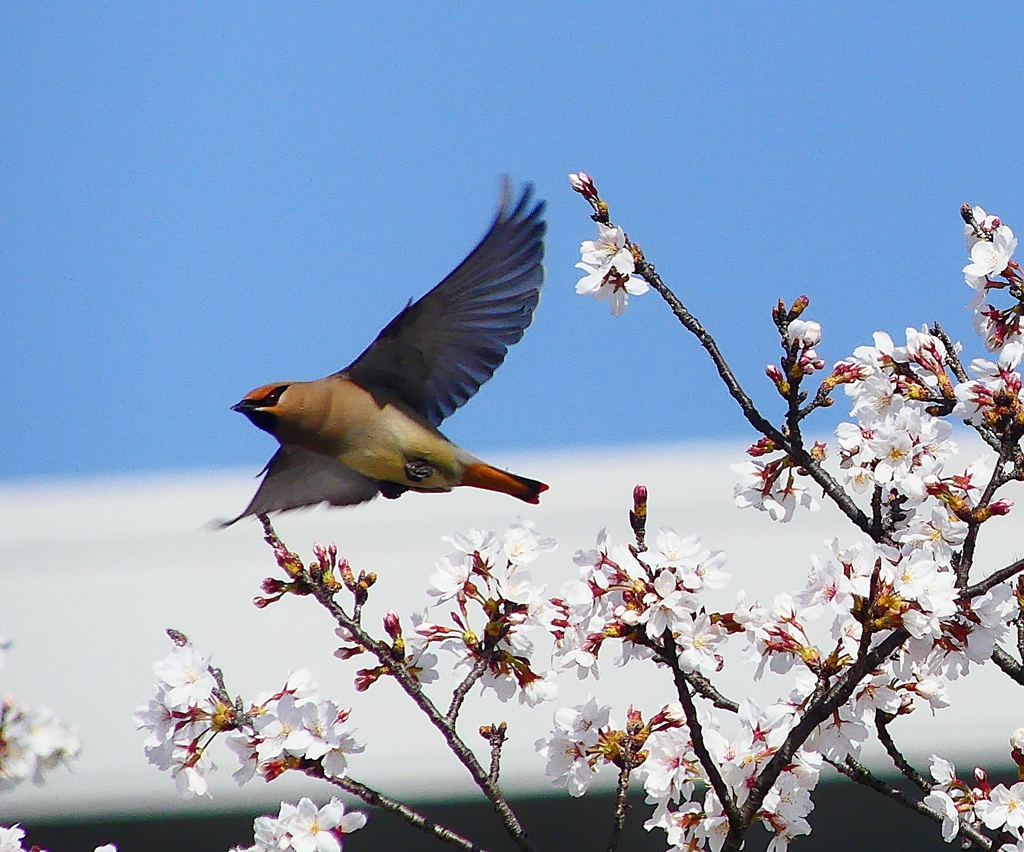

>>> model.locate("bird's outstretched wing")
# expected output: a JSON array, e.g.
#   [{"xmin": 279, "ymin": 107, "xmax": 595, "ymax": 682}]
[
  {"xmin": 222, "ymin": 445, "xmax": 380, "ymax": 526},
  {"xmin": 342, "ymin": 179, "xmax": 546, "ymax": 427}
]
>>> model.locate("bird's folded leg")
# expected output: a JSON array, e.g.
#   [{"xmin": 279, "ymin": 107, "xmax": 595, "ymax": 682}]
[
  {"xmin": 379, "ymin": 481, "xmax": 409, "ymax": 500},
  {"xmin": 403, "ymin": 459, "xmax": 433, "ymax": 483}
]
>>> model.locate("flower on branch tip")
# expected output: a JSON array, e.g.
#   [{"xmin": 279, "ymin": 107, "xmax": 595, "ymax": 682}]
[
  {"xmin": 575, "ymin": 223, "xmax": 649, "ymax": 316},
  {"xmin": 964, "ymin": 222, "xmax": 1018, "ymax": 285},
  {"xmin": 954, "ymin": 340, "xmax": 1024, "ymax": 427},
  {"xmin": 923, "ymin": 789, "xmax": 961, "ymax": 842},
  {"xmin": 0, "ymin": 691, "xmax": 81, "ymax": 793},
  {"xmin": 568, "ymin": 171, "xmax": 598, "ymax": 201},
  {"xmin": 233, "ymin": 797, "xmax": 367, "ymax": 852},
  {"xmin": 536, "ymin": 696, "xmax": 611, "ymax": 797},
  {"xmin": 733, "ymin": 457, "xmax": 819, "ymax": 522},
  {"xmin": 976, "ymin": 781, "xmax": 1024, "ymax": 834},
  {"xmin": 786, "ymin": 319, "xmax": 821, "ymax": 349}
]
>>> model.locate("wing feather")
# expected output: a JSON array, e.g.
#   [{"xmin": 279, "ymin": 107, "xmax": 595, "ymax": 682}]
[
  {"xmin": 342, "ymin": 179, "xmax": 546, "ymax": 426},
  {"xmin": 222, "ymin": 445, "xmax": 380, "ymax": 526}
]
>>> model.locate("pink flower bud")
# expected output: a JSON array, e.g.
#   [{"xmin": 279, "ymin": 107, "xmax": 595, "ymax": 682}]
[
  {"xmin": 974, "ymin": 766, "xmax": 991, "ymax": 795},
  {"xmin": 633, "ymin": 484, "xmax": 647, "ymax": 506},
  {"xmin": 383, "ymin": 610, "xmax": 402, "ymax": 640},
  {"xmin": 747, "ymin": 436, "xmax": 777, "ymax": 457},
  {"xmin": 166, "ymin": 629, "xmax": 189, "ymax": 647},
  {"xmin": 659, "ymin": 702, "xmax": 685, "ymax": 726},
  {"xmin": 989, "ymin": 500, "xmax": 1013, "ymax": 515},
  {"xmin": 568, "ymin": 172, "xmax": 597, "ymax": 199},
  {"xmin": 626, "ymin": 705, "xmax": 644, "ymax": 731}
]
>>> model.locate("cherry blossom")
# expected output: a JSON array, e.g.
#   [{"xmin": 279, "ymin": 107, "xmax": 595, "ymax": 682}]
[
  {"xmin": 964, "ymin": 224, "xmax": 1018, "ymax": 284},
  {"xmin": 233, "ymin": 798, "xmax": 366, "ymax": 852},
  {"xmin": 575, "ymin": 222, "xmax": 649, "ymax": 316}
]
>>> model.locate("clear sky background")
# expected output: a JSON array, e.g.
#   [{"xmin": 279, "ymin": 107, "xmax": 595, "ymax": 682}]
[{"xmin": 4, "ymin": 4, "xmax": 1022, "ymax": 482}]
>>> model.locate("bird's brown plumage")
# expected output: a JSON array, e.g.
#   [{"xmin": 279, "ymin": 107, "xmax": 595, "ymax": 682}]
[{"xmin": 225, "ymin": 180, "xmax": 547, "ymax": 525}]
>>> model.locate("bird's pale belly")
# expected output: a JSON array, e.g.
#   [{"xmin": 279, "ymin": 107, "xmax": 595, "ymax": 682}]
[{"xmin": 336, "ymin": 408, "xmax": 461, "ymax": 490}]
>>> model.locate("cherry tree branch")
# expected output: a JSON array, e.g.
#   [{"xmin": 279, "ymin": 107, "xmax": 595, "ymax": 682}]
[
  {"xmin": 724, "ymin": 628, "xmax": 910, "ymax": 851},
  {"xmin": 992, "ymin": 646, "xmax": 1024, "ymax": 686},
  {"xmin": 301, "ymin": 761, "xmax": 491, "ymax": 852},
  {"xmin": 826, "ymin": 755, "xmax": 992, "ymax": 851},
  {"xmin": 448, "ymin": 656, "xmax": 491, "ymax": 725},
  {"xmin": 660, "ymin": 628, "xmax": 744, "ymax": 833},
  {"xmin": 632, "ymin": 254, "xmax": 879, "ymax": 541},
  {"xmin": 961, "ymin": 557, "xmax": 1024, "ymax": 601},
  {"xmin": 875, "ymin": 710, "xmax": 930, "ymax": 792},
  {"xmin": 258, "ymin": 515, "xmax": 535, "ymax": 852},
  {"xmin": 605, "ymin": 762, "xmax": 633, "ymax": 852},
  {"xmin": 316, "ymin": 590, "xmax": 535, "ymax": 852},
  {"xmin": 482, "ymin": 722, "xmax": 507, "ymax": 784}
]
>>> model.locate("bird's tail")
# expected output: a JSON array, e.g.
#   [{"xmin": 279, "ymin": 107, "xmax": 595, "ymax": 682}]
[{"xmin": 461, "ymin": 463, "xmax": 549, "ymax": 504}]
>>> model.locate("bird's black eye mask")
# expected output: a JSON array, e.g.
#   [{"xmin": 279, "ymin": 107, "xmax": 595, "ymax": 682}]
[
  {"xmin": 235, "ymin": 384, "xmax": 289, "ymax": 411},
  {"xmin": 253, "ymin": 384, "xmax": 289, "ymax": 408},
  {"xmin": 232, "ymin": 384, "xmax": 289, "ymax": 435}
]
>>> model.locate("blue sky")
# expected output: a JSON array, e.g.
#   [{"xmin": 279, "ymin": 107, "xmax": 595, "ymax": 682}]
[{"xmin": 4, "ymin": 4, "xmax": 1022, "ymax": 481}]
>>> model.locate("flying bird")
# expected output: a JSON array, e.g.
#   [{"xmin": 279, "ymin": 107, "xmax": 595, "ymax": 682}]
[{"xmin": 226, "ymin": 180, "xmax": 547, "ymax": 525}]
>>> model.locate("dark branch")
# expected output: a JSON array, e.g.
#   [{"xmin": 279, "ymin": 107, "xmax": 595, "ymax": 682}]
[
  {"xmin": 660, "ymin": 629, "xmax": 744, "ymax": 834},
  {"xmin": 302, "ymin": 762, "xmax": 491, "ymax": 852},
  {"xmin": 634, "ymin": 257, "xmax": 878, "ymax": 541},
  {"xmin": 875, "ymin": 711, "xmax": 930, "ymax": 792},
  {"xmin": 448, "ymin": 656, "xmax": 490, "ymax": 724},
  {"xmin": 605, "ymin": 762, "xmax": 633, "ymax": 852},
  {"xmin": 827, "ymin": 756, "xmax": 992, "ymax": 851},
  {"xmin": 993, "ymin": 646, "xmax": 1024, "ymax": 686},
  {"xmin": 960, "ymin": 557, "xmax": 1024, "ymax": 601}
]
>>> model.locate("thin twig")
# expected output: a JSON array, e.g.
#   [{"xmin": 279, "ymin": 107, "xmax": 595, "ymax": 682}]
[
  {"xmin": 682, "ymin": 670, "xmax": 740, "ymax": 713},
  {"xmin": 958, "ymin": 447, "xmax": 1017, "ymax": 586},
  {"xmin": 932, "ymin": 323, "xmax": 970, "ymax": 384},
  {"xmin": 992, "ymin": 646, "xmax": 1024, "ymax": 686},
  {"xmin": 660, "ymin": 629, "xmax": 743, "ymax": 833},
  {"xmin": 256, "ymin": 518, "xmax": 537, "ymax": 852},
  {"xmin": 875, "ymin": 711, "xmax": 930, "ymax": 792},
  {"xmin": 636, "ymin": 632, "xmax": 739, "ymax": 712},
  {"xmin": 448, "ymin": 656, "xmax": 491, "ymax": 724},
  {"xmin": 960, "ymin": 557, "xmax": 1024, "ymax": 601},
  {"xmin": 605, "ymin": 762, "xmax": 633, "ymax": 852},
  {"xmin": 482, "ymin": 722, "xmax": 507, "ymax": 784},
  {"xmin": 634, "ymin": 256, "xmax": 878, "ymax": 541},
  {"xmin": 826, "ymin": 756, "xmax": 992, "ymax": 851},
  {"xmin": 301, "ymin": 761, "xmax": 491, "ymax": 852}
]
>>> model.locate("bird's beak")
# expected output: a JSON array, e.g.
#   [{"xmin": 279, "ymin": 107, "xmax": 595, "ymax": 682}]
[{"xmin": 232, "ymin": 399, "xmax": 255, "ymax": 414}]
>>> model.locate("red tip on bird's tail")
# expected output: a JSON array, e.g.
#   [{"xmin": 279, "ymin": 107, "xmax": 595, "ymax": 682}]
[{"xmin": 461, "ymin": 463, "xmax": 549, "ymax": 504}]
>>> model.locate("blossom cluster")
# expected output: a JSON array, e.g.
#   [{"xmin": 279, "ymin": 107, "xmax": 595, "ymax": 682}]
[
  {"xmin": 570, "ymin": 172, "xmax": 649, "ymax": 316},
  {"xmin": 553, "ymin": 523, "xmax": 731, "ymax": 680},
  {"xmin": 536, "ymin": 693, "xmax": 820, "ymax": 851},
  {"xmin": 0, "ymin": 635, "xmax": 80, "ymax": 793},
  {"xmin": 231, "ymin": 797, "xmax": 366, "ymax": 852},
  {"xmin": 135, "ymin": 640, "xmax": 364, "ymax": 798},
  {"xmin": 0, "ymin": 827, "xmax": 114, "ymax": 852},
  {"xmin": 645, "ymin": 699, "xmax": 822, "ymax": 852},
  {"xmin": 962, "ymin": 205, "xmax": 1022, "ymax": 350},
  {"xmin": 407, "ymin": 521, "xmax": 561, "ymax": 705},
  {"xmin": 922, "ymin": 733, "xmax": 1024, "ymax": 849}
]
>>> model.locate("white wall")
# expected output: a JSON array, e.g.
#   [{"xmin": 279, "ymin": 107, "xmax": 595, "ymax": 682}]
[{"xmin": 2, "ymin": 443, "xmax": 1021, "ymax": 821}]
